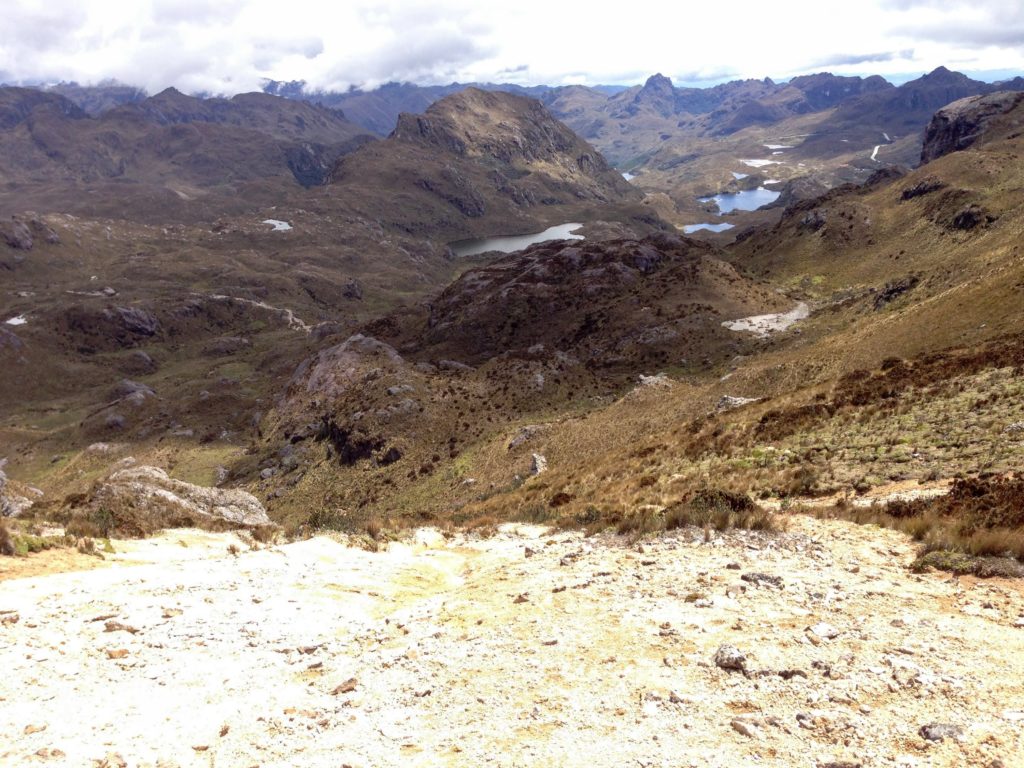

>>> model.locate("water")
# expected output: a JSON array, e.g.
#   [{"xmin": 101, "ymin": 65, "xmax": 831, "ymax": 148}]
[
  {"xmin": 450, "ymin": 223, "xmax": 584, "ymax": 258},
  {"xmin": 682, "ymin": 223, "xmax": 735, "ymax": 234},
  {"xmin": 699, "ymin": 187, "xmax": 781, "ymax": 213},
  {"xmin": 731, "ymin": 172, "xmax": 748, "ymax": 180},
  {"xmin": 5, "ymin": 315, "xmax": 26, "ymax": 326},
  {"xmin": 622, "ymin": 172, "xmax": 636, "ymax": 181},
  {"xmin": 263, "ymin": 219, "xmax": 292, "ymax": 232}
]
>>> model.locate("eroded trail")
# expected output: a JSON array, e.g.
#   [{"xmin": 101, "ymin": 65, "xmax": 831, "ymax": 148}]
[{"xmin": 2, "ymin": 518, "xmax": 1024, "ymax": 767}]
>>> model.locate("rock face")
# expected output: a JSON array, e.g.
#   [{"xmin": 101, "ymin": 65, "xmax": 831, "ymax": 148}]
[
  {"xmin": 921, "ymin": 91, "xmax": 1024, "ymax": 164},
  {"xmin": 82, "ymin": 465, "xmax": 270, "ymax": 534}
]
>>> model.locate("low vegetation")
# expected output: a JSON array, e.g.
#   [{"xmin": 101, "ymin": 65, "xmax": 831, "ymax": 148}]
[{"xmin": 811, "ymin": 475, "xmax": 1024, "ymax": 577}]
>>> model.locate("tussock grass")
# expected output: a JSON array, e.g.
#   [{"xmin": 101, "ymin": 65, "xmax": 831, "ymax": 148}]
[{"xmin": 814, "ymin": 475, "xmax": 1024, "ymax": 577}]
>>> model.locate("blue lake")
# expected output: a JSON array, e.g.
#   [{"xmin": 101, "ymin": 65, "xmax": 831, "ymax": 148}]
[{"xmin": 699, "ymin": 187, "xmax": 781, "ymax": 213}]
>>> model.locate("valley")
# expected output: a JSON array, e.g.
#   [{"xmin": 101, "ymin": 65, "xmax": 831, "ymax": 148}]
[{"xmin": 2, "ymin": 52, "xmax": 1024, "ymax": 767}]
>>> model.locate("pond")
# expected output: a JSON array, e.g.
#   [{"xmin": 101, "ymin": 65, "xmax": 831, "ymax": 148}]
[
  {"xmin": 622, "ymin": 172, "xmax": 636, "ymax": 181},
  {"xmin": 450, "ymin": 223, "xmax": 584, "ymax": 258},
  {"xmin": 699, "ymin": 187, "xmax": 781, "ymax": 213},
  {"xmin": 682, "ymin": 223, "xmax": 735, "ymax": 234}
]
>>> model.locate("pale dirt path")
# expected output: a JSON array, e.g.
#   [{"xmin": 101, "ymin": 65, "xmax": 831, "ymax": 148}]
[{"xmin": 2, "ymin": 519, "xmax": 1023, "ymax": 767}]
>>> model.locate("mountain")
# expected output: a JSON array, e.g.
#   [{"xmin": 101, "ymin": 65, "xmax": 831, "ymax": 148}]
[
  {"xmin": 0, "ymin": 86, "xmax": 376, "ymax": 219},
  {"xmin": 46, "ymin": 80, "xmax": 147, "ymax": 115},
  {"xmin": 325, "ymin": 88, "xmax": 653, "ymax": 239},
  {"xmin": 264, "ymin": 79, "xmax": 555, "ymax": 136}
]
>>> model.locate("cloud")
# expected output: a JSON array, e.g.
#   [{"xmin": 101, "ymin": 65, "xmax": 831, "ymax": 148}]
[
  {"xmin": 0, "ymin": 0, "xmax": 1022, "ymax": 94},
  {"xmin": 811, "ymin": 49, "xmax": 915, "ymax": 68}
]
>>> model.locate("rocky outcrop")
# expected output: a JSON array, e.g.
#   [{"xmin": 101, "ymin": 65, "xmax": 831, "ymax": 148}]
[
  {"xmin": 0, "ymin": 461, "xmax": 36, "ymax": 518},
  {"xmin": 73, "ymin": 465, "xmax": 270, "ymax": 536},
  {"xmin": 0, "ymin": 215, "xmax": 59, "ymax": 253},
  {"xmin": 921, "ymin": 91, "xmax": 1024, "ymax": 164}
]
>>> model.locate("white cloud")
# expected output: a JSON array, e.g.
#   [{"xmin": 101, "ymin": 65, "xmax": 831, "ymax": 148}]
[{"xmin": 0, "ymin": 0, "xmax": 1021, "ymax": 93}]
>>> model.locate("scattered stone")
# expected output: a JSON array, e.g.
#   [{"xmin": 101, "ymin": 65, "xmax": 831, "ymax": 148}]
[
  {"xmin": 23, "ymin": 724, "xmax": 46, "ymax": 735},
  {"xmin": 809, "ymin": 622, "xmax": 841, "ymax": 640},
  {"xmin": 513, "ymin": 593, "xmax": 530, "ymax": 604},
  {"xmin": 1004, "ymin": 422, "xmax": 1024, "ymax": 434},
  {"xmin": 530, "ymin": 453, "xmax": 548, "ymax": 475},
  {"xmin": 717, "ymin": 395, "xmax": 759, "ymax": 412},
  {"xmin": 817, "ymin": 762, "xmax": 862, "ymax": 768},
  {"xmin": 714, "ymin": 644, "xmax": 747, "ymax": 672},
  {"xmin": 638, "ymin": 373, "xmax": 672, "ymax": 388},
  {"xmin": 104, "ymin": 620, "xmax": 140, "ymax": 634},
  {"xmin": 106, "ymin": 649, "xmax": 129, "ymax": 660},
  {"xmin": 1, "ymin": 612, "xmax": 20, "ymax": 625},
  {"xmin": 919, "ymin": 722, "xmax": 963, "ymax": 742},
  {"xmin": 508, "ymin": 425, "xmax": 543, "ymax": 450},
  {"xmin": 742, "ymin": 572, "xmax": 784, "ymax": 589},
  {"xmin": 730, "ymin": 718, "xmax": 760, "ymax": 738},
  {"xmin": 331, "ymin": 678, "xmax": 358, "ymax": 695}
]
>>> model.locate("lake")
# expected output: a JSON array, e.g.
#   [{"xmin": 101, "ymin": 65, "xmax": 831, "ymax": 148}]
[
  {"xmin": 682, "ymin": 223, "xmax": 735, "ymax": 234},
  {"xmin": 450, "ymin": 223, "xmax": 584, "ymax": 258},
  {"xmin": 699, "ymin": 187, "xmax": 781, "ymax": 213},
  {"xmin": 622, "ymin": 172, "xmax": 636, "ymax": 181}
]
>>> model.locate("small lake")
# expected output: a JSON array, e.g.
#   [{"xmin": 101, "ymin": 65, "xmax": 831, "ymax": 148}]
[
  {"xmin": 699, "ymin": 187, "xmax": 781, "ymax": 213},
  {"xmin": 622, "ymin": 172, "xmax": 636, "ymax": 181},
  {"xmin": 450, "ymin": 223, "xmax": 584, "ymax": 258},
  {"xmin": 682, "ymin": 223, "xmax": 735, "ymax": 234},
  {"xmin": 731, "ymin": 172, "xmax": 748, "ymax": 180}
]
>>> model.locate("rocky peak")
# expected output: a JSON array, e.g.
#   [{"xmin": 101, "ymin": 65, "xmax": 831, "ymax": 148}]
[
  {"xmin": 633, "ymin": 73, "xmax": 677, "ymax": 117},
  {"xmin": 921, "ymin": 90, "xmax": 1024, "ymax": 163}
]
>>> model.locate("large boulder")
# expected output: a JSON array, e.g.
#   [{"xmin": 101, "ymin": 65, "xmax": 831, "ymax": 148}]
[
  {"xmin": 70, "ymin": 465, "xmax": 270, "ymax": 536},
  {"xmin": 921, "ymin": 91, "xmax": 1024, "ymax": 164}
]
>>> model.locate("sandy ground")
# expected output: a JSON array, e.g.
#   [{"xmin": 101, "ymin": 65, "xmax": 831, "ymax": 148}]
[{"xmin": 2, "ymin": 518, "xmax": 1023, "ymax": 767}]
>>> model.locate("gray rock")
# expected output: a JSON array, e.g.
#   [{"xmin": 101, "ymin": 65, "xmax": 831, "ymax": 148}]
[
  {"xmin": 919, "ymin": 722, "xmax": 963, "ymax": 742},
  {"xmin": 714, "ymin": 644, "xmax": 746, "ymax": 672},
  {"xmin": 1003, "ymin": 422, "xmax": 1024, "ymax": 434},
  {"xmin": 638, "ymin": 373, "xmax": 672, "ymax": 388},
  {"xmin": 730, "ymin": 718, "xmax": 760, "ymax": 738},
  {"xmin": 91, "ymin": 465, "xmax": 271, "ymax": 528},
  {"xmin": 203, "ymin": 336, "xmax": 250, "ymax": 356},
  {"xmin": 438, "ymin": 359, "xmax": 473, "ymax": 373},
  {"xmin": 121, "ymin": 350, "xmax": 157, "ymax": 375},
  {"xmin": 717, "ymin": 395, "xmax": 759, "ymax": 412},
  {"xmin": 922, "ymin": 91, "xmax": 1024, "ymax": 163},
  {"xmin": 1, "ymin": 218, "xmax": 33, "ymax": 250},
  {"xmin": 509, "ymin": 425, "xmax": 543, "ymax": 451},
  {"xmin": 742, "ymin": 572, "xmax": 784, "ymax": 589},
  {"xmin": 105, "ymin": 414, "xmax": 126, "ymax": 430},
  {"xmin": 531, "ymin": 453, "xmax": 548, "ymax": 476},
  {"xmin": 106, "ymin": 306, "xmax": 160, "ymax": 337}
]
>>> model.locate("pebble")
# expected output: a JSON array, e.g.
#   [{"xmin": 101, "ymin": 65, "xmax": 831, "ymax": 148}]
[
  {"xmin": 714, "ymin": 644, "xmax": 746, "ymax": 672},
  {"xmin": 809, "ymin": 622, "xmax": 841, "ymax": 640},
  {"xmin": 918, "ymin": 722, "xmax": 963, "ymax": 742},
  {"xmin": 730, "ymin": 718, "xmax": 760, "ymax": 738}
]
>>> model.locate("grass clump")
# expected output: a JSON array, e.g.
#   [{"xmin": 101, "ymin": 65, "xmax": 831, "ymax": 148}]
[{"xmin": 665, "ymin": 488, "xmax": 777, "ymax": 533}]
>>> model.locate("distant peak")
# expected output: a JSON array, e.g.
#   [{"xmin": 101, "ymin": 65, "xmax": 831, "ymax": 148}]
[{"xmin": 644, "ymin": 73, "xmax": 673, "ymax": 88}]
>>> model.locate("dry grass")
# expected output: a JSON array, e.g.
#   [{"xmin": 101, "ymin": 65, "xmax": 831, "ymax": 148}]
[
  {"xmin": 812, "ymin": 475, "xmax": 1024, "ymax": 576},
  {"xmin": 0, "ymin": 519, "xmax": 14, "ymax": 557}
]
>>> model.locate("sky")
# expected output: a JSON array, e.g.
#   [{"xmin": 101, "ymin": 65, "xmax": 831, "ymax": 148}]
[{"xmin": 1, "ymin": 0, "xmax": 1023, "ymax": 94}]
